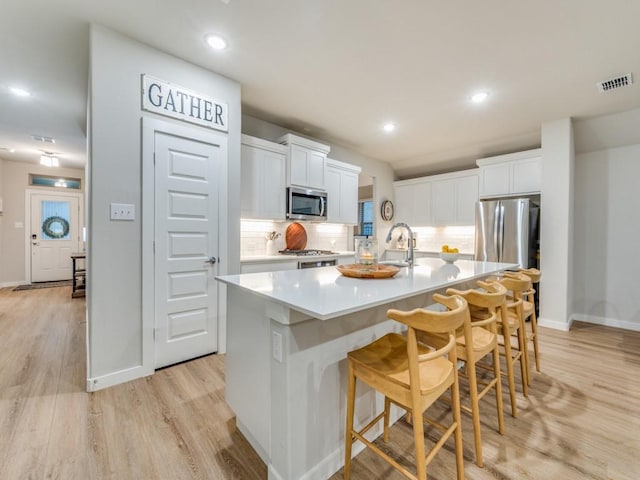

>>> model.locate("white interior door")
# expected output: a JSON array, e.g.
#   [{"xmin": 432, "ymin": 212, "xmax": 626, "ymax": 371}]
[
  {"xmin": 154, "ymin": 130, "xmax": 223, "ymax": 369},
  {"xmin": 30, "ymin": 193, "xmax": 80, "ymax": 282}
]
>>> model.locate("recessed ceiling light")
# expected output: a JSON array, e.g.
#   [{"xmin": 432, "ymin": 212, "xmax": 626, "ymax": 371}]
[
  {"xmin": 9, "ymin": 86, "xmax": 31, "ymax": 97},
  {"xmin": 205, "ymin": 34, "xmax": 228, "ymax": 50},
  {"xmin": 40, "ymin": 153, "xmax": 60, "ymax": 167},
  {"xmin": 470, "ymin": 91, "xmax": 489, "ymax": 103},
  {"xmin": 382, "ymin": 123, "xmax": 396, "ymax": 133}
]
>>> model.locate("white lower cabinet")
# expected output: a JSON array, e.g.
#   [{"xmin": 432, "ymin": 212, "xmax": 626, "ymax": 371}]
[
  {"xmin": 241, "ymin": 134, "xmax": 287, "ymax": 220},
  {"xmin": 337, "ymin": 255, "xmax": 355, "ymax": 265},
  {"xmin": 326, "ymin": 158, "xmax": 361, "ymax": 224},
  {"xmin": 240, "ymin": 260, "xmax": 298, "ymax": 274}
]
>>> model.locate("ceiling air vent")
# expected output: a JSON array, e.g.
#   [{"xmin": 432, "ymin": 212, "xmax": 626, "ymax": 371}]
[
  {"xmin": 31, "ymin": 134, "xmax": 56, "ymax": 143},
  {"xmin": 597, "ymin": 73, "xmax": 633, "ymax": 93}
]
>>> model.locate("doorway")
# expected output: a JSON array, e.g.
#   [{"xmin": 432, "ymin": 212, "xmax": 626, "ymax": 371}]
[
  {"xmin": 26, "ymin": 190, "xmax": 83, "ymax": 283},
  {"xmin": 143, "ymin": 118, "xmax": 226, "ymax": 370},
  {"xmin": 354, "ymin": 172, "xmax": 375, "ymax": 242}
]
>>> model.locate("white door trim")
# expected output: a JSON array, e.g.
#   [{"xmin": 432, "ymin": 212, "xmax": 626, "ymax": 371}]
[
  {"xmin": 141, "ymin": 117, "xmax": 228, "ymax": 373},
  {"xmin": 24, "ymin": 189, "xmax": 84, "ymax": 284}
]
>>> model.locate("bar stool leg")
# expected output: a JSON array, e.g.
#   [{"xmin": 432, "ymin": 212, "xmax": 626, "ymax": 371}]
[
  {"xmin": 492, "ymin": 344, "xmax": 506, "ymax": 434},
  {"xmin": 530, "ymin": 304, "xmax": 541, "ymax": 373},
  {"xmin": 383, "ymin": 397, "xmax": 391, "ymax": 442},
  {"xmin": 502, "ymin": 325, "xmax": 518, "ymax": 417},
  {"xmin": 344, "ymin": 364, "xmax": 356, "ymax": 480}
]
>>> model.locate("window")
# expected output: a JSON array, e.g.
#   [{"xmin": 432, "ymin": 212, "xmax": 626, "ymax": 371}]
[
  {"xmin": 41, "ymin": 200, "xmax": 71, "ymax": 240},
  {"xmin": 357, "ymin": 200, "xmax": 373, "ymax": 236},
  {"xmin": 30, "ymin": 174, "xmax": 81, "ymax": 189}
]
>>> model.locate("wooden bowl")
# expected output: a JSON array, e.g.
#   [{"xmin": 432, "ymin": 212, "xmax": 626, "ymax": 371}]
[{"xmin": 336, "ymin": 264, "xmax": 401, "ymax": 279}]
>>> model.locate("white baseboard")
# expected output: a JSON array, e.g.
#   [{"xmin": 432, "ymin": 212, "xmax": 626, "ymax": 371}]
[
  {"xmin": 571, "ymin": 313, "xmax": 640, "ymax": 332},
  {"xmin": 86, "ymin": 364, "xmax": 153, "ymax": 392},
  {"xmin": 0, "ymin": 281, "xmax": 24, "ymax": 288},
  {"xmin": 537, "ymin": 316, "xmax": 572, "ymax": 331}
]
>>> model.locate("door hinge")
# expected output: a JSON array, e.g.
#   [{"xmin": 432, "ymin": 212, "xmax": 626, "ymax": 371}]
[
  {"xmin": 153, "ymin": 152, "xmax": 156, "ymax": 165},
  {"xmin": 153, "ymin": 327, "xmax": 158, "ymax": 341},
  {"xmin": 153, "ymin": 241, "xmax": 155, "ymax": 253}
]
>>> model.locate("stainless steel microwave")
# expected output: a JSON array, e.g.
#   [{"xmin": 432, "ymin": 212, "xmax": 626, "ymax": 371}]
[{"xmin": 286, "ymin": 186, "xmax": 327, "ymax": 221}]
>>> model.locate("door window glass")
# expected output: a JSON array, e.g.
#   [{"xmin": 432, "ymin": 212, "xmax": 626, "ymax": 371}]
[{"xmin": 41, "ymin": 200, "xmax": 71, "ymax": 240}]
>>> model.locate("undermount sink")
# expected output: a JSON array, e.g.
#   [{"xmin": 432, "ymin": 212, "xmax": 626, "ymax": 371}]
[{"xmin": 378, "ymin": 260, "xmax": 410, "ymax": 268}]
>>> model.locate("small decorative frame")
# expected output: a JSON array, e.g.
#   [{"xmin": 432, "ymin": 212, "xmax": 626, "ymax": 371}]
[{"xmin": 381, "ymin": 200, "xmax": 394, "ymax": 221}]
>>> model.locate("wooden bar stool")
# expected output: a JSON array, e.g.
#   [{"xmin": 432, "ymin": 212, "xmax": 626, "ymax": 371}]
[
  {"xmin": 344, "ymin": 294, "xmax": 467, "ymax": 480},
  {"xmin": 471, "ymin": 277, "xmax": 529, "ymax": 417},
  {"xmin": 506, "ymin": 268, "xmax": 542, "ymax": 381},
  {"xmin": 440, "ymin": 282, "xmax": 507, "ymax": 468},
  {"xmin": 494, "ymin": 275, "xmax": 531, "ymax": 401}
]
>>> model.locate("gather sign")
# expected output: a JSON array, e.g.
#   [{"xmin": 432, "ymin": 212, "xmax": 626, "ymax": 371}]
[{"xmin": 141, "ymin": 75, "xmax": 228, "ymax": 132}]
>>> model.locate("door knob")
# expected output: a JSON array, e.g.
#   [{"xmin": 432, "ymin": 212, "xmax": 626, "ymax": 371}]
[{"xmin": 206, "ymin": 256, "xmax": 217, "ymax": 265}]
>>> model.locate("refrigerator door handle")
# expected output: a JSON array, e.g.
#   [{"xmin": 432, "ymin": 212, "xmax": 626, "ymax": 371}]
[{"xmin": 496, "ymin": 202, "xmax": 504, "ymax": 262}]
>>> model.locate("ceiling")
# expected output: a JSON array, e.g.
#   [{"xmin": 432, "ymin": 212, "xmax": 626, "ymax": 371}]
[{"xmin": 1, "ymin": 1, "xmax": 640, "ymax": 178}]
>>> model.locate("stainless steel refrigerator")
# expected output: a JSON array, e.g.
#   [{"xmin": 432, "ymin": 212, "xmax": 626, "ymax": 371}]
[{"xmin": 474, "ymin": 197, "xmax": 540, "ymax": 268}]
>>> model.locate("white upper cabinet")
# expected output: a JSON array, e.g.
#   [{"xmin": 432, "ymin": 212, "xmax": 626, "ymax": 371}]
[
  {"xmin": 325, "ymin": 158, "xmax": 361, "ymax": 225},
  {"xmin": 395, "ymin": 169, "xmax": 478, "ymax": 227},
  {"xmin": 241, "ymin": 134, "xmax": 287, "ymax": 220},
  {"xmin": 393, "ymin": 180, "xmax": 432, "ymax": 226},
  {"xmin": 278, "ymin": 133, "xmax": 331, "ymax": 190},
  {"xmin": 477, "ymin": 149, "xmax": 541, "ymax": 198},
  {"xmin": 454, "ymin": 174, "xmax": 479, "ymax": 225},
  {"xmin": 430, "ymin": 171, "xmax": 479, "ymax": 226}
]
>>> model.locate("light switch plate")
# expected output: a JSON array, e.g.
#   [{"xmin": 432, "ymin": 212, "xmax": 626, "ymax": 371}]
[{"xmin": 110, "ymin": 203, "xmax": 135, "ymax": 221}]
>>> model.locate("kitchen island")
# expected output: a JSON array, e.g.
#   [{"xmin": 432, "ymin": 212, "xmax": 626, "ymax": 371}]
[{"xmin": 216, "ymin": 258, "xmax": 516, "ymax": 480}]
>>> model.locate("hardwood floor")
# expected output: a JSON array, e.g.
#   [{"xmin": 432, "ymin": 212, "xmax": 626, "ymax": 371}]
[{"xmin": 1, "ymin": 285, "xmax": 639, "ymax": 479}]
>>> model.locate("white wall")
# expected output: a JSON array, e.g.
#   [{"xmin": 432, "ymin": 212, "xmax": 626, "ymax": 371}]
[
  {"xmin": 539, "ymin": 118, "xmax": 574, "ymax": 330},
  {"xmin": 0, "ymin": 159, "xmax": 85, "ymax": 286},
  {"xmin": 573, "ymin": 142, "xmax": 640, "ymax": 330},
  {"xmin": 88, "ymin": 26, "xmax": 241, "ymax": 390},
  {"xmin": 241, "ymin": 115, "xmax": 395, "ymax": 256},
  {"xmin": 0, "ymin": 159, "xmax": 4, "ymax": 282}
]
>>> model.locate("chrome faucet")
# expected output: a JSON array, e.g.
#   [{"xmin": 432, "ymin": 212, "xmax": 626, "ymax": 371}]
[{"xmin": 385, "ymin": 223, "xmax": 414, "ymax": 268}]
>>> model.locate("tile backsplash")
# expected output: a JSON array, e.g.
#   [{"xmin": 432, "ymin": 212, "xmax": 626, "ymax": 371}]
[
  {"xmin": 410, "ymin": 226, "xmax": 475, "ymax": 254},
  {"xmin": 241, "ymin": 220, "xmax": 351, "ymax": 257},
  {"xmin": 241, "ymin": 221, "xmax": 475, "ymax": 257}
]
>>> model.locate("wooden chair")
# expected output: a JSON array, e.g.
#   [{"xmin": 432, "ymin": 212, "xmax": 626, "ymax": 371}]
[
  {"xmin": 505, "ymin": 268, "xmax": 542, "ymax": 382},
  {"xmin": 344, "ymin": 294, "xmax": 467, "ymax": 480}
]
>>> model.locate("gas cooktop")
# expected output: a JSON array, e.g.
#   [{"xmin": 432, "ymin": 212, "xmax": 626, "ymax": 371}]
[{"xmin": 279, "ymin": 249, "xmax": 337, "ymax": 256}]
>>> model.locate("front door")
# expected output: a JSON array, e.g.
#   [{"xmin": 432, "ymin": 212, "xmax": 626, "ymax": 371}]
[
  {"xmin": 154, "ymin": 130, "xmax": 223, "ymax": 369},
  {"xmin": 30, "ymin": 193, "xmax": 80, "ymax": 282}
]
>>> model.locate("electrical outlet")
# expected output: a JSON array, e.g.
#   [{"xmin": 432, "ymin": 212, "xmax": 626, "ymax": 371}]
[
  {"xmin": 110, "ymin": 203, "xmax": 135, "ymax": 221},
  {"xmin": 272, "ymin": 331, "xmax": 283, "ymax": 363}
]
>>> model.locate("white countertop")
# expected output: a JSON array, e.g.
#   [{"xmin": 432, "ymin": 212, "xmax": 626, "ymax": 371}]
[
  {"xmin": 386, "ymin": 248, "xmax": 474, "ymax": 256},
  {"xmin": 217, "ymin": 258, "xmax": 517, "ymax": 321},
  {"xmin": 240, "ymin": 251, "xmax": 355, "ymax": 263}
]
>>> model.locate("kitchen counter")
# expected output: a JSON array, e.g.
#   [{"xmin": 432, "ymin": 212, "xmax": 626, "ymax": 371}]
[
  {"xmin": 240, "ymin": 250, "xmax": 355, "ymax": 264},
  {"xmin": 385, "ymin": 248, "xmax": 474, "ymax": 258},
  {"xmin": 221, "ymin": 258, "xmax": 510, "ymax": 322},
  {"xmin": 216, "ymin": 258, "xmax": 516, "ymax": 480}
]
